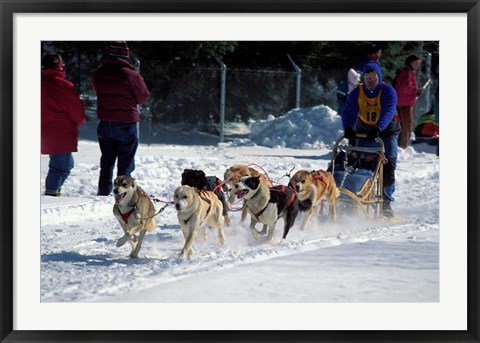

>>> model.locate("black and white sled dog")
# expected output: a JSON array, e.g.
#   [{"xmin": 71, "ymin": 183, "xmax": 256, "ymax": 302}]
[
  {"xmin": 223, "ymin": 164, "xmax": 270, "ymax": 223},
  {"xmin": 234, "ymin": 176, "xmax": 298, "ymax": 241},
  {"xmin": 181, "ymin": 168, "xmax": 231, "ymax": 226},
  {"xmin": 113, "ymin": 175, "xmax": 157, "ymax": 258}
]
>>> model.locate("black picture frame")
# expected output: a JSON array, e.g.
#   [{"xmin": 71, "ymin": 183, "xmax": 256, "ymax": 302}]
[{"xmin": 1, "ymin": 1, "xmax": 479, "ymax": 342}]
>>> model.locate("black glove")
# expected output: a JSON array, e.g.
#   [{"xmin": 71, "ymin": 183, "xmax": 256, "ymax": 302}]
[
  {"xmin": 343, "ymin": 127, "xmax": 356, "ymax": 146},
  {"xmin": 366, "ymin": 126, "xmax": 381, "ymax": 140},
  {"xmin": 344, "ymin": 127, "xmax": 356, "ymax": 140}
]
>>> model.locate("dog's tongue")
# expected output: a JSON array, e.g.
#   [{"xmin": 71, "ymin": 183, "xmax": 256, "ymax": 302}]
[
  {"xmin": 115, "ymin": 193, "xmax": 125, "ymax": 203},
  {"xmin": 235, "ymin": 189, "xmax": 249, "ymax": 199}
]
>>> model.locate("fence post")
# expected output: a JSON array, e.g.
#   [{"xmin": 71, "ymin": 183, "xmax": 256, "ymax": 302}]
[
  {"xmin": 215, "ymin": 56, "xmax": 226, "ymax": 143},
  {"xmin": 424, "ymin": 52, "xmax": 432, "ymax": 112},
  {"xmin": 287, "ymin": 54, "xmax": 301, "ymax": 109},
  {"xmin": 133, "ymin": 56, "xmax": 142, "ymax": 142}
]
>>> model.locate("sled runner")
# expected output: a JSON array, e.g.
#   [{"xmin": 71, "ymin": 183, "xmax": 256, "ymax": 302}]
[{"xmin": 329, "ymin": 135, "xmax": 386, "ymax": 219}]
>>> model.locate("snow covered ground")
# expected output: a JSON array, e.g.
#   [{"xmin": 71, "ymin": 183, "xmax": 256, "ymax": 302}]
[{"xmin": 40, "ymin": 106, "xmax": 440, "ymax": 303}]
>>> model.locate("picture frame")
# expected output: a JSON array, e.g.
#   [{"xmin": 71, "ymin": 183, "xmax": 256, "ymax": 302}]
[{"xmin": 1, "ymin": 1, "xmax": 479, "ymax": 342}]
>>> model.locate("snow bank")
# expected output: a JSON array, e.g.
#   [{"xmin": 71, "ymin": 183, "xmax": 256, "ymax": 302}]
[{"xmin": 249, "ymin": 105, "xmax": 342, "ymax": 149}]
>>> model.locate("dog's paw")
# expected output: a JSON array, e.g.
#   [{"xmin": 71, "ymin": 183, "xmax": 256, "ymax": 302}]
[
  {"xmin": 224, "ymin": 216, "xmax": 231, "ymax": 227},
  {"xmin": 250, "ymin": 228, "xmax": 262, "ymax": 240},
  {"xmin": 116, "ymin": 234, "xmax": 130, "ymax": 247},
  {"xmin": 218, "ymin": 234, "xmax": 226, "ymax": 246},
  {"xmin": 179, "ymin": 249, "xmax": 192, "ymax": 259}
]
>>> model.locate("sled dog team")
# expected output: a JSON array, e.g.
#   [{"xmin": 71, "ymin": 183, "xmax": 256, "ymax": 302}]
[{"xmin": 113, "ymin": 165, "xmax": 340, "ymax": 259}]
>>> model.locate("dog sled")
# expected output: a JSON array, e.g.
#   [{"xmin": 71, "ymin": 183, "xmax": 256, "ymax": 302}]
[{"xmin": 329, "ymin": 135, "xmax": 386, "ymax": 219}]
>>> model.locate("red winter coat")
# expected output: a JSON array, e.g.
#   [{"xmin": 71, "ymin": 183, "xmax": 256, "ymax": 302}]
[
  {"xmin": 41, "ymin": 70, "xmax": 85, "ymax": 154},
  {"xmin": 92, "ymin": 58, "xmax": 150, "ymax": 123},
  {"xmin": 394, "ymin": 66, "xmax": 419, "ymax": 107}
]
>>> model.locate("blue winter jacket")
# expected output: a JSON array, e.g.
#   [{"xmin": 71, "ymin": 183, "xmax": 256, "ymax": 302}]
[{"xmin": 342, "ymin": 62, "xmax": 398, "ymax": 132}]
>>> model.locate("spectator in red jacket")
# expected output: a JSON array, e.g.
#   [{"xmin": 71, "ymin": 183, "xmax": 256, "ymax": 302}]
[
  {"xmin": 395, "ymin": 54, "xmax": 422, "ymax": 148},
  {"xmin": 92, "ymin": 41, "xmax": 150, "ymax": 196},
  {"xmin": 41, "ymin": 52, "xmax": 85, "ymax": 196}
]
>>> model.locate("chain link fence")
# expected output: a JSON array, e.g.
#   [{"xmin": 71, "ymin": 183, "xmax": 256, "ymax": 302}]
[
  {"xmin": 77, "ymin": 61, "xmax": 338, "ymax": 145},
  {"xmin": 75, "ymin": 58, "xmax": 436, "ymax": 146}
]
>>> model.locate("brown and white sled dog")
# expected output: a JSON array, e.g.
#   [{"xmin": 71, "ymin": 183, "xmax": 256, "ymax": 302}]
[
  {"xmin": 234, "ymin": 176, "xmax": 298, "ymax": 242},
  {"xmin": 174, "ymin": 185, "xmax": 225, "ymax": 259},
  {"xmin": 181, "ymin": 168, "xmax": 231, "ymax": 226},
  {"xmin": 223, "ymin": 165, "xmax": 270, "ymax": 222},
  {"xmin": 113, "ymin": 176, "xmax": 157, "ymax": 258},
  {"xmin": 288, "ymin": 169, "xmax": 340, "ymax": 231}
]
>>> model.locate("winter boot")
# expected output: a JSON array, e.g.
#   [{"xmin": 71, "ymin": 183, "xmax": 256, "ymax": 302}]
[
  {"xmin": 45, "ymin": 188, "xmax": 62, "ymax": 197},
  {"xmin": 383, "ymin": 201, "xmax": 394, "ymax": 218}
]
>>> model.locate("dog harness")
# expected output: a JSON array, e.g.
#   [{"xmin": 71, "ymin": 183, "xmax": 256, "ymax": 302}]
[
  {"xmin": 252, "ymin": 185, "xmax": 296, "ymax": 221},
  {"xmin": 310, "ymin": 170, "xmax": 328, "ymax": 187},
  {"xmin": 182, "ymin": 190, "xmax": 212, "ymax": 225},
  {"xmin": 309, "ymin": 171, "xmax": 330, "ymax": 209},
  {"xmin": 119, "ymin": 191, "xmax": 151, "ymax": 224},
  {"xmin": 121, "ymin": 208, "xmax": 136, "ymax": 224}
]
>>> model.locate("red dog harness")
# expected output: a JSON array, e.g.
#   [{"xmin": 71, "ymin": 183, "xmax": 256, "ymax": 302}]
[
  {"xmin": 310, "ymin": 170, "xmax": 328, "ymax": 187},
  {"xmin": 120, "ymin": 191, "xmax": 151, "ymax": 224},
  {"xmin": 311, "ymin": 170, "xmax": 330, "ymax": 209},
  {"xmin": 253, "ymin": 185, "xmax": 296, "ymax": 220}
]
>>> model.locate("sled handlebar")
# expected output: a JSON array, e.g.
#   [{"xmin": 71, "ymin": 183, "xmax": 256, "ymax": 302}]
[{"xmin": 334, "ymin": 135, "xmax": 385, "ymax": 154}]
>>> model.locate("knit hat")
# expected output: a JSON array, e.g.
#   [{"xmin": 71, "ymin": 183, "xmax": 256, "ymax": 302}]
[
  {"xmin": 41, "ymin": 52, "xmax": 64, "ymax": 70},
  {"xmin": 362, "ymin": 61, "xmax": 383, "ymax": 84},
  {"xmin": 367, "ymin": 43, "xmax": 382, "ymax": 55},
  {"xmin": 107, "ymin": 41, "xmax": 130, "ymax": 59}
]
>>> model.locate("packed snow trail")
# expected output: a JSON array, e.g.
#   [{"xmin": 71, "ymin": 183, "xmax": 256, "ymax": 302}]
[{"xmin": 41, "ymin": 141, "xmax": 439, "ymax": 302}]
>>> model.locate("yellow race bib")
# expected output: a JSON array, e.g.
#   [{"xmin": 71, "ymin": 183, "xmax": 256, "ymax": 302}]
[{"xmin": 357, "ymin": 84, "xmax": 383, "ymax": 125}]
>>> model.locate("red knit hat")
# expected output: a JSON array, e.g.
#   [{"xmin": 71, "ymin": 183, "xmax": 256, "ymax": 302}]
[{"xmin": 107, "ymin": 41, "xmax": 130, "ymax": 59}]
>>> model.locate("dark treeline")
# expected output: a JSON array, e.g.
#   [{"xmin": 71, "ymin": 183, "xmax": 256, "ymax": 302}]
[
  {"xmin": 42, "ymin": 41, "xmax": 438, "ymax": 127},
  {"xmin": 42, "ymin": 40, "xmax": 439, "ymax": 82}
]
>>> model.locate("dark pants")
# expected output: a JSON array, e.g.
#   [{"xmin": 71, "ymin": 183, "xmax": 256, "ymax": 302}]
[
  {"xmin": 97, "ymin": 121, "xmax": 139, "ymax": 195},
  {"xmin": 45, "ymin": 153, "xmax": 74, "ymax": 193},
  {"xmin": 398, "ymin": 106, "xmax": 414, "ymax": 149},
  {"xmin": 356, "ymin": 134, "xmax": 398, "ymax": 203},
  {"xmin": 355, "ymin": 120, "xmax": 400, "ymax": 204}
]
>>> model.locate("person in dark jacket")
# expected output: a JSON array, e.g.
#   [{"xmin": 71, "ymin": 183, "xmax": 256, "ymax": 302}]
[
  {"xmin": 357, "ymin": 42, "xmax": 382, "ymax": 74},
  {"xmin": 92, "ymin": 41, "xmax": 150, "ymax": 196},
  {"xmin": 394, "ymin": 54, "xmax": 422, "ymax": 149},
  {"xmin": 342, "ymin": 62, "xmax": 401, "ymax": 218},
  {"xmin": 41, "ymin": 52, "xmax": 85, "ymax": 196}
]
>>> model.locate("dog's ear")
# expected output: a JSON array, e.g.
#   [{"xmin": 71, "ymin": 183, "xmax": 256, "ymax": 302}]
[
  {"xmin": 130, "ymin": 177, "xmax": 136, "ymax": 188},
  {"xmin": 181, "ymin": 169, "xmax": 195, "ymax": 186},
  {"xmin": 245, "ymin": 176, "xmax": 261, "ymax": 190}
]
